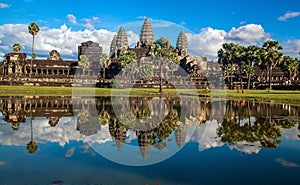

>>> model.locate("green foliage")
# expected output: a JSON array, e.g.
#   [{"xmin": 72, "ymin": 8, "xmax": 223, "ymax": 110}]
[
  {"xmin": 99, "ymin": 111, "xmax": 110, "ymax": 125},
  {"xmin": 12, "ymin": 43, "xmax": 21, "ymax": 53},
  {"xmin": 110, "ymin": 79, "xmax": 119, "ymax": 88},
  {"xmin": 78, "ymin": 55, "xmax": 90, "ymax": 69},
  {"xmin": 149, "ymin": 37, "xmax": 179, "ymax": 64},
  {"xmin": 136, "ymin": 104, "xmax": 151, "ymax": 119},
  {"xmin": 119, "ymin": 50, "xmax": 137, "ymax": 68},
  {"xmin": 26, "ymin": 140, "xmax": 38, "ymax": 154},
  {"xmin": 282, "ymin": 56, "xmax": 299, "ymax": 80},
  {"xmin": 31, "ymin": 53, "xmax": 36, "ymax": 59},
  {"xmin": 140, "ymin": 64, "xmax": 154, "ymax": 78},
  {"xmin": 78, "ymin": 110, "xmax": 89, "ymax": 123},
  {"xmin": 99, "ymin": 53, "xmax": 111, "ymax": 68},
  {"xmin": 119, "ymin": 111, "xmax": 136, "ymax": 129},
  {"xmin": 28, "ymin": 22, "xmax": 40, "ymax": 36}
]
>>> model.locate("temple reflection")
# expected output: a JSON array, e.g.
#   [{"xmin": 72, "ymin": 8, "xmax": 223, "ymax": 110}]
[{"xmin": 0, "ymin": 96, "xmax": 300, "ymax": 158}]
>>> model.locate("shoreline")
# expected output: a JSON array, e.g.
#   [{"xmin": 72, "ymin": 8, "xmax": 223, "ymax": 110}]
[{"xmin": 0, "ymin": 85, "xmax": 300, "ymax": 105}]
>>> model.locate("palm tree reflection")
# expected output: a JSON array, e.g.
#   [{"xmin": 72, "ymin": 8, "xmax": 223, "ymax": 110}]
[{"xmin": 26, "ymin": 101, "xmax": 38, "ymax": 154}]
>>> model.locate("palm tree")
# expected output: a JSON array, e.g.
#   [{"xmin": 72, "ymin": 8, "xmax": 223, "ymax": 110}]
[
  {"xmin": 234, "ymin": 45, "xmax": 247, "ymax": 90},
  {"xmin": 282, "ymin": 56, "xmax": 299, "ymax": 82},
  {"xmin": 243, "ymin": 45, "xmax": 261, "ymax": 89},
  {"xmin": 12, "ymin": 43, "xmax": 21, "ymax": 53},
  {"xmin": 28, "ymin": 22, "xmax": 40, "ymax": 76},
  {"xmin": 78, "ymin": 55, "xmax": 90, "ymax": 75},
  {"xmin": 218, "ymin": 43, "xmax": 238, "ymax": 89},
  {"xmin": 149, "ymin": 38, "xmax": 179, "ymax": 93},
  {"xmin": 261, "ymin": 40, "xmax": 283, "ymax": 89},
  {"xmin": 26, "ymin": 102, "xmax": 38, "ymax": 154},
  {"xmin": 99, "ymin": 53, "xmax": 111, "ymax": 79}
]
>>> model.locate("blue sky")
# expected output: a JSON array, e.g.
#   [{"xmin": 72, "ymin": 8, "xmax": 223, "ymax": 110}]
[{"xmin": 0, "ymin": 0, "xmax": 299, "ymax": 60}]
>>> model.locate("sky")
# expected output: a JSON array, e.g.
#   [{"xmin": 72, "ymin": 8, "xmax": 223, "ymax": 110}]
[{"xmin": 0, "ymin": 0, "xmax": 299, "ymax": 60}]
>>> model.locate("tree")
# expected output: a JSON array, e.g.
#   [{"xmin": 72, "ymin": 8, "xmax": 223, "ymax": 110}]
[
  {"xmin": 244, "ymin": 45, "xmax": 262, "ymax": 89},
  {"xmin": 28, "ymin": 22, "xmax": 40, "ymax": 76},
  {"xmin": 149, "ymin": 38, "xmax": 179, "ymax": 93},
  {"xmin": 12, "ymin": 43, "xmax": 21, "ymax": 53},
  {"xmin": 140, "ymin": 64, "xmax": 154, "ymax": 79},
  {"xmin": 27, "ymin": 102, "xmax": 38, "ymax": 154},
  {"xmin": 99, "ymin": 53, "xmax": 111, "ymax": 79},
  {"xmin": 234, "ymin": 45, "xmax": 247, "ymax": 90},
  {"xmin": 78, "ymin": 55, "xmax": 90, "ymax": 75},
  {"xmin": 119, "ymin": 50, "xmax": 137, "ymax": 68},
  {"xmin": 218, "ymin": 43, "xmax": 239, "ymax": 89},
  {"xmin": 282, "ymin": 56, "xmax": 299, "ymax": 81},
  {"xmin": 119, "ymin": 50, "xmax": 137, "ymax": 82},
  {"xmin": 261, "ymin": 40, "xmax": 283, "ymax": 89}
]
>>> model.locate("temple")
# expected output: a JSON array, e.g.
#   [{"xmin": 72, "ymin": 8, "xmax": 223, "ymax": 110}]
[{"xmin": 1, "ymin": 18, "xmax": 295, "ymax": 89}]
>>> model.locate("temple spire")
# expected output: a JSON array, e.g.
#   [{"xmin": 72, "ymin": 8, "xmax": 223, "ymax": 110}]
[
  {"xmin": 109, "ymin": 35, "xmax": 117, "ymax": 57},
  {"xmin": 139, "ymin": 18, "xmax": 154, "ymax": 48},
  {"xmin": 176, "ymin": 31, "xmax": 188, "ymax": 56},
  {"xmin": 116, "ymin": 26, "xmax": 128, "ymax": 51}
]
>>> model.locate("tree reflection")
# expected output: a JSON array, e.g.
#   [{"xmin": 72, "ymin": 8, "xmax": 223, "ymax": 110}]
[
  {"xmin": 218, "ymin": 100, "xmax": 283, "ymax": 149},
  {"xmin": 26, "ymin": 101, "xmax": 38, "ymax": 154},
  {"xmin": 1, "ymin": 96, "xmax": 300, "ymax": 158}
]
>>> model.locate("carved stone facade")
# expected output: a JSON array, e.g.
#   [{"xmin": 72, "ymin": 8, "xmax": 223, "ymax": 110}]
[{"xmin": 1, "ymin": 41, "xmax": 104, "ymax": 86}]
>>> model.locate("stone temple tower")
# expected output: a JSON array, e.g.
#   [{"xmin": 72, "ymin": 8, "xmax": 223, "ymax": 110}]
[
  {"xmin": 138, "ymin": 18, "xmax": 154, "ymax": 48},
  {"xmin": 176, "ymin": 31, "xmax": 188, "ymax": 56},
  {"xmin": 116, "ymin": 26, "xmax": 128, "ymax": 51},
  {"xmin": 109, "ymin": 35, "xmax": 117, "ymax": 57},
  {"xmin": 78, "ymin": 41, "xmax": 102, "ymax": 64}
]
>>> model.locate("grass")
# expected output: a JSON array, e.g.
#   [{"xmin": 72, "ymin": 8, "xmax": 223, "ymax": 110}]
[
  {"xmin": 220, "ymin": 89, "xmax": 300, "ymax": 105},
  {"xmin": 0, "ymin": 85, "xmax": 300, "ymax": 104}
]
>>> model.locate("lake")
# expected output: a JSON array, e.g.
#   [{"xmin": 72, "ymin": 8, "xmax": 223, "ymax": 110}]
[{"xmin": 0, "ymin": 96, "xmax": 299, "ymax": 185}]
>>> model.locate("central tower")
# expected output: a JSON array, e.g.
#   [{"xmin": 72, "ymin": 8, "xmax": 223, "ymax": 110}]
[{"xmin": 137, "ymin": 18, "xmax": 154, "ymax": 48}]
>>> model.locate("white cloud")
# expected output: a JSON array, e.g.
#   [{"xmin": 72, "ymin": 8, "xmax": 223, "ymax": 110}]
[
  {"xmin": 0, "ymin": 23, "xmax": 117, "ymax": 59},
  {"xmin": 226, "ymin": 24, "xmax": 270, "ymax": 43},
  {"xmin": 0, "ymin": 3, "xmax": 9, "ymax": 8},
  {"xmin": 152, "ymin": 21, "xmax": 174, "ymax": 28},
  {"xmin": 82, "ymin": 16, "xmax": 99, "ymax": 30},
  {"xmin": 275, "ymin": 158, "xmax": 299, "ymax": 168},
  {"xmin": 186, "ymin": 24, "xmax": 271, "ymax": 60},
  {"xmin": 0, "ymin": 22, "xmax": 297, "ymax": 62},
  {"xmin": 136, "ymin": 16, "xmax": 148, "ymax": 20},
  {"xmin": 126, "ymin": 30, "xmax": 139, "ymax": 48},
  {"xmin": 0, "ymin": 117, "xmax": 112, "ymax": 147},
  {"xmin": 240, "ymin": 21, "xmax": 246, "ymax": 25},
  {"xmin": 278, "ymin": 11, "xmax": 300, "ymax": 21},
  {"xmin": 228, "ymin": 142, "xmax": 262, "ymax": 154},
  {"xmin": 281, "ymin": 39, "xmax": 300, "ymax": 58},
  {"xmin": 191, "ymin": 120, "xmax": 224, "ymax": 151},
  {"xmin": 186, "ymin": 27, "xmax": 227, "ymax": 60},
  {"xmin": 66, "ymin": 14, "xmax": 77, "ymax": 24}
]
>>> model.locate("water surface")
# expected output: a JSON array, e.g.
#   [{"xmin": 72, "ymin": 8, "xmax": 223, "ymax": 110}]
[{"xmin": 0, "ymin": 96, "xmax": 299, "ymax": 185}]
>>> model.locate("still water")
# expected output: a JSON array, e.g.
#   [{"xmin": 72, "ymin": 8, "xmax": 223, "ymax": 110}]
[{"xmin": 0, "ymin": 96, "xmax": 300, "ymax": 185}]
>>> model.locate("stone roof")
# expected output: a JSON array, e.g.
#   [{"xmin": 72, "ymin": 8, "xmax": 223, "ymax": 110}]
[
  {"xmin": 81, "ymin": 41, "xmax": 100, "ymax": 47},
  {"xmin": 26, "ymin": 59, "xmax": 77, "ymax": 69}
]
